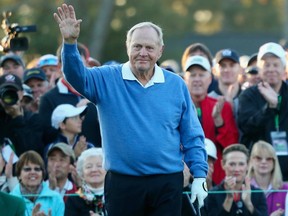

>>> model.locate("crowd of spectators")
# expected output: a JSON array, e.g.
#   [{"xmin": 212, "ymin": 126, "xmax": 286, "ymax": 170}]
[{"xmin": 1, "ymin": 5, "xmax": 288, "ymax": 216}]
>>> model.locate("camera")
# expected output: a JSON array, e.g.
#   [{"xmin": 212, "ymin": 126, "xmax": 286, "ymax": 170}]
[
  {"xmin": 0, "ymin": 11, "xmax": 36, "ymax": 53},
  {"xmin": 0, "ymin": 87, "xmax": 18, "ymax": 106}
]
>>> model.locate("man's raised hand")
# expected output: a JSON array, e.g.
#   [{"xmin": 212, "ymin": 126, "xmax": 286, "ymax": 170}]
[{"xmin": 53, "ymin": 4, "xmax": 82, "ymax": 44}]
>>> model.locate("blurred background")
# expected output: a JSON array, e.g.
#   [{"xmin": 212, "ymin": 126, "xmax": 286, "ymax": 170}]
[{"xmin": 0, "ymin": 0, "xmax": 287, "ymax": 65}]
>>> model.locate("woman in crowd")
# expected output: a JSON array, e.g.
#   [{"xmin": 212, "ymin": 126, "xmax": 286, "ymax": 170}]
[
  {"xmin": 65, "ymin": 148, "xmax": 106, "ymax": 216},
  {"xmin": 248, "ymin": 140, "xmax": 288, "ymax": 216},
  {"xmin": 10, "ymin": 150, "xmax": 64, "ymax": 216}
]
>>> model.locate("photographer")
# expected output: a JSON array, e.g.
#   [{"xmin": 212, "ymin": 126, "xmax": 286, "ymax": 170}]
[
  {"xmin": 0, "ymin": 74, "xmax": 44, "ymax": 157},
  {"xmin": 0, "ymin": 54, "xmax": 25, "ymax": 79}
]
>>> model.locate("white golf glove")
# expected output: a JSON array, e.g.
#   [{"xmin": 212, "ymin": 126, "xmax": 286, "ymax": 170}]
[{"xmin": 191, "ymin": 178, "xmax": 208, "ymax": 208}]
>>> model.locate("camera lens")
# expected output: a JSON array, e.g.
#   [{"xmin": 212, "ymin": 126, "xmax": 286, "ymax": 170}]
[{"xmin": 1, "ymin": 88, "xmax": 18, "ymax": 106}]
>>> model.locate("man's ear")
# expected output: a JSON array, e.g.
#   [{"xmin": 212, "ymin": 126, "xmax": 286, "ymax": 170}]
[{"xmin": 59, "ymin": 122, "xmax": 66, "ymax": 130}]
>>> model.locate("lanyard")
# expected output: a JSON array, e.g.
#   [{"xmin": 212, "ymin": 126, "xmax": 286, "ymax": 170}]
[
  {"xmin": 196, "ymin": 107, "xmax": 202, "ymax": 124},
  {"xmin": 275, "ymin": 95, "xmax": 282, "ymax": 131}
]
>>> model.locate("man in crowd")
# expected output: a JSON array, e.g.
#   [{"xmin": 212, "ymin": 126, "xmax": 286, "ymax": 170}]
[
  {"xmin": 0, "ymin": 54, "xmax": 25, "ymax": 79},
  {"xmin": 238, "ymin": 42, "xmax": 288, "ymax": 180},
  {"xmin": 46, "ymin": 142, "xmax": 78, "ymax": 202},
  {"xmin": 0, "ymin": 74, "xmax": 44, "ymax": 157}
]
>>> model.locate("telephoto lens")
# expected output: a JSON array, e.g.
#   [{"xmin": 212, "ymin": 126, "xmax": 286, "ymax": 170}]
[{"xmin": 0, "ymin": 87, "xmax": 19, "ymax": 106}]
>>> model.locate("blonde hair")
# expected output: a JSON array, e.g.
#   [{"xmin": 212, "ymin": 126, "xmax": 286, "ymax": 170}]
[{"xmin": 247, "ymin": 140, "xmax": 283, "ymax": 189}]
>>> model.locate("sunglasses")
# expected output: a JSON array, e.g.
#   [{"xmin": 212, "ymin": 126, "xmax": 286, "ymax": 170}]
[{"xmin": 22, "ymin": 167, "xmax": 42, "ymax": 172}]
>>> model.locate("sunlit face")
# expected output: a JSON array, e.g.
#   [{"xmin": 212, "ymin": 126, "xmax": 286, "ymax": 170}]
[
  {"xmin": 47, "ymin": 149, "xmax": 71, "ymax": 180},
  {"xmin": 258, "ymin": 55, "xmax": 285, "ymax": 88},
  {"xmin": 82, "ymin": 156, "xmax": 106, "ymax": 188},
  {"xmin": 127, "ymin": 27, "xmax": 163, "ymax": 75},
  {"xmin": 2, "ymin": 60, "xmax": 24, "ymax": 78},
  {"xmin": 41, "ymin": 65, "xmax": 61, "ymax": 81},
  {"xmin": 222, "ymin": 151, "xmax": 248, "ymax": 184},
  {"xmin": 184, "ymin": 66, "xmax": 211, "ymax": 98},
  {"xmin": 61, "ymin": 115, "xmax": 83, "ymax": 134},
  {"xmin": 26, "ymin": 78, "xmax": 48, "ymax": 100},
  {"xmin": 217, "ymin": 59, "xmax": 240, "ymax": 85},
  {"xmin": 19, "ymin": 162, "xmax": 43, "ymax": 189},
  {"xmin": 251, "ymin": 151, "xmax": 274, "ymax": 176}
]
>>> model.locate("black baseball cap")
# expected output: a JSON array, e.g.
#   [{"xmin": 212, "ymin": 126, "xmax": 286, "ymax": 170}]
[
  {"xmin": 215, "ymin": 49, "xmax": 240, "ymax": 64},
  {"xmin": 23, "ymin": 67, "xmax": 47, "ymax": 84},
  {"xmin": 0, "ymin": 54, "xmax": 24, "ymax": 67},
  {"xmin": 0, "ymin": 74, "xmax": 23, "ymax": 90}
]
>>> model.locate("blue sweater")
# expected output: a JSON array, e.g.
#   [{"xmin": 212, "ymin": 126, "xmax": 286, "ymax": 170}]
[{"xmin": 62, "ymin": 44, "xmax": 207, "ymax": 177}]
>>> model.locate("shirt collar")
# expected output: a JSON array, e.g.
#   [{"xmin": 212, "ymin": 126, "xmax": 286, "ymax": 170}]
[{"xmin": 121, "ymin": 62, "xmax": 165, "ymax": 87}]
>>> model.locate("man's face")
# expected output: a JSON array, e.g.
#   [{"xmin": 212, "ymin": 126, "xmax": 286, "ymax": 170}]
[
  {"xmin": 47, "ymin": 149, "xmax": 71, "ymax": 180},
  {"xmin": 2, "ymin": 60, "xmax": 24, "ymax": 79},
  {"xmin": 127, "ymin": 27, "xmax": 163, "ymax": 75},
  {"xmin": 216, "ymin": 59, "xmax": 240, "ymax": 85},
  {"xmin": 26, "ymin": 78, "xmax": 48, "ymax": 100},
  {"xmin": 184, "ymin": 66, "xmax": 211, "ymax": 98},
  {"xmin": 222, "ymin": 151, "xmax": 248, "ymax": 184},
  {"xmin": 258, "ymin": 55, "xmax": 285, "ymax": 88},
  {"xmin": 41, "ymin": 65, "xmax": 61, "ymax": 81}
]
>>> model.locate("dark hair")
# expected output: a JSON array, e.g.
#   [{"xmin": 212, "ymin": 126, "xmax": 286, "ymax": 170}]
[
  {"xmin": 222, "ymin": 144, "xmax": 249, "ymax": 164},
  {"xmin": 181, "ymin": 43, "xmax": 213, "ymax": 72},
  {"xmin": 15, "ymin": 150, "xmax": 46, "ymax": 179}
]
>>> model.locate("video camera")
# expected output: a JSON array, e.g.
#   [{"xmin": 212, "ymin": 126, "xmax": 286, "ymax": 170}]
[{"xmin": 0, "ymin": 11, "xmax": 36, "ymax": 53}]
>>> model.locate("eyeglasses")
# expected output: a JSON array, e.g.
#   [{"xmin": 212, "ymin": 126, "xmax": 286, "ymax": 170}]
[
  {"xmin": 22, "ymin": 167, "xmax": 42, "ymax": 172},
  {"xmin": 253, "ymin": 156, "xmax": 274, "ymax": 162}
]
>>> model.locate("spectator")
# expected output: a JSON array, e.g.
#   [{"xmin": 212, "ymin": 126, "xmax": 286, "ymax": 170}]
[
  {"xmin": 160, "ymin": 59, "xmax": 182, "ymax": 77},
  {"xmin": 46, "ymin": 104, "xmax": 94, "ymax": 159},
  {"xmin": 0, "ymin": 54, "xmax": 25, "ymax": 79},
  {"xmin": 37, "ymin": 54, "xmax": 62, "ymax": 88},
  {"xmin": 0, "ymin": 191, "xmax": 26, "ymax": 216},
  {"xmin": 204, "ymin": 138, "xmax": 218, "ymax": 190},
  {"xmin": 248, "ymin": 140, "xmax": 288, "ymax": 216},
  {"xmin": 23, "ymin": 67, "xmax": 49, "ymax": 112},
  {"xmin": 241, "ymin": 66, "xmax": 261, "ymax": 90},
  {"xmin": 209, "ymin": 48, "xmax": 242, "ymax": 119},
  {"xmin": 21, "ymin": 84, "xmax": 34, "ymax": 112},
  {"xmin": 46, "ymin": 142, "xmax": 78, "ymax": 202},
  {"xmin": 206, "ymin": 144, "xmax": 268, "ymax": 216},
  {"xmin": 0, "ymin": 74, "xmax": 45, "ymax": 157},
  {"xmin": 183, "ymin": 55, "xmax": 238, "ymax": 184},
  {"xmin": 54, "ymin": 4, "xmax": 208, "ymax": 216},
  {"xmin": 65, "ymin": 148, "xmax": 106, "ymax": 216},
  {"xmin": 0, "ymin": 148, "xmax": 18, "ymax": 192},
  {"xmin": 181, "ymin": 42, "xmax": 217, "ymax": 92},
  {"xmin": 237, "ymin": 42, "xmax": 288, "ymax": 180},
  {"xmin": 247, "ymin": 53, "xmax": 258, "ymax": 67},
  {"xmin": 10, "ymin": 150, "xmax": 64, "ymax": 216}
]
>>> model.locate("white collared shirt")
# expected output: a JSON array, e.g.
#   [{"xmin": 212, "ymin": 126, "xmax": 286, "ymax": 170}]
[{"xmin": 121, "ymin": 62, "xmax": 165, "ymax": 88}]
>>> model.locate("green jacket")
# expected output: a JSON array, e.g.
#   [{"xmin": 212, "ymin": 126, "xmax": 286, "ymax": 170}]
[{"xmin": 0, "ymin": 191, "xmax": 25, "ymax": 216}]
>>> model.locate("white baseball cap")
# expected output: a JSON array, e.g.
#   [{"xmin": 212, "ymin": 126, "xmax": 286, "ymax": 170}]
[
  {"xmin": 257, "ymin": 42, "xmax": 286, "ymax": 67},
  {"xmin": 184, "ymin": 55, "xmax": 211, "ymax": 72},
  {"xmin": 51, "ymin": 104, "xmax": 87, "ymax": 129},
  {"xmin": 204, "ymin": 138, "xmax": 217, "ymax": 160}
]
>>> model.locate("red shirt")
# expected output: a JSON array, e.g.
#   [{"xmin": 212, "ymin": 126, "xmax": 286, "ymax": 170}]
[{"xmin": 199, "ymin": 96, "xmax": 239, "ymax": 184}]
